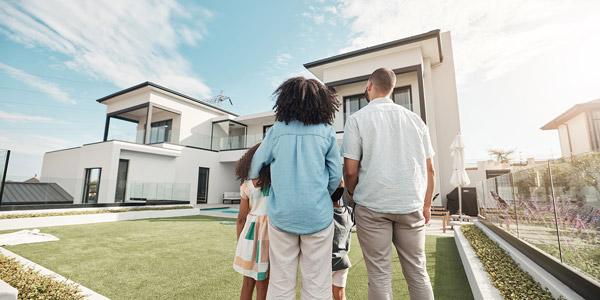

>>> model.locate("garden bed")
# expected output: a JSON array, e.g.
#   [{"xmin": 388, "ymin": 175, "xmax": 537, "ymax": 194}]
[
  {"xmin": 0, "ymin": 252, "xmax": 84, "ymax": 300},
  {"xmin": 461, "ymin": 224, "xmax": 556, "ymax": 299},
  {"xmin": 0, "ymin": 205, "xmax": 192, "ymax": 219}
]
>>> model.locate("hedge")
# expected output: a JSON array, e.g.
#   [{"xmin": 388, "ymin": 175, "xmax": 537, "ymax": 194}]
[
  {"xmin": 0, "ymin": 205, "xmax": 192, "ymax": 220},
  {"xmin": 0, "ymin": 253, "xmax": 85, "ymax": 300},
  {"xmin": 461, "ymin": 225, "xmax": 559, "ymax": 300}
]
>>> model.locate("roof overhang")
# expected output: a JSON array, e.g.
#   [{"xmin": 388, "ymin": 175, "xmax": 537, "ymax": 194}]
[
  {"xmin": 541, "ymin": 99, "xmax": 600, "ymax": 130},
  {"xmin": 96, "ymin": 82, "xmax": 239, "ymax": 116},
  {"xmin": 304, "ymin": 29, "xmax": 443, "ymax": 82}
]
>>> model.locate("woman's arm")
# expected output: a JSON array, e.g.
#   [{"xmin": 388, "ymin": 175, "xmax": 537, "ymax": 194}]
[
  {"xmin": 249, "ymin": 127, "xmax": 275, "ymax": 179},
  {"xmin": 325, "ymin": 131, "xmax": 343, "ymax": 195},
  {"xmin": 237, "ymin": 195, "xmax": 250, "ymax": 240}
]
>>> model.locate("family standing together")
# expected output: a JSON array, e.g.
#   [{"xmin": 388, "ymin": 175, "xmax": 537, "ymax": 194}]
[{"xmin": 233, "ymin": 68, "xmax": 436, "ymax": 300}]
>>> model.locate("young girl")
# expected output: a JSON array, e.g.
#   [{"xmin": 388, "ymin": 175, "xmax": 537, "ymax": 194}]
[
  {"xmin": 233, "ymin": 143, "xmax": 271, "ymax": 300},
  {"xmin": 248, "ymin": 77, "xmax": 343, "ymax": 299}
]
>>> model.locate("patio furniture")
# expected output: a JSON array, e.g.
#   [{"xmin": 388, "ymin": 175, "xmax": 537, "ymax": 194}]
[
  {"xmin": 430, "ymin": 194, "xmax": 449, "ymax": 232},
  {"xmin": 446, "ymin": 187, "xmax": 478, "ymax": 216},
  {"xmin": 222, "ymin": 192, "xmax": 241, "ymax": 204},
  {"xmin": 430, "ymin": 211, "xmax": 448, "ymax": 233}
]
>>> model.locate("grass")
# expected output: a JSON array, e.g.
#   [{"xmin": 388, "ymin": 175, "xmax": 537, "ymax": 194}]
[
  {"xmin": 2, "ymin": 215, "xmax": 473, "ymax": 300},
  {"xmin": 0, "ymin": 205, "xmax": 193, "ymax": 219}
]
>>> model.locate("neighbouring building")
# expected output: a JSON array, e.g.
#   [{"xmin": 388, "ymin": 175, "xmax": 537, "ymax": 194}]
[
  {"xmin": 541, "ymin": 99, "xmax": 600, "ymax": 158},
  {"xmin": 41, "ymin": 29, "xmax": 462, "ymax": 206},
  {"xmin": 465, "ymin": 158, "xmax": 546, "ymax": 187}
]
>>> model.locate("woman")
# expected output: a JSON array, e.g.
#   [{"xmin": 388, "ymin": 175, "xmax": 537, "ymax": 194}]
[{"xmin": 248, "ymin": 77, "xmax": 342, "ymax": 299}]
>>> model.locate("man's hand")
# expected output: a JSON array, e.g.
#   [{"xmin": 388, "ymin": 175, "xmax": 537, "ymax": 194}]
[{"xmin": 423, "ymin": 205, "xmax": 431, "ymax": 225}]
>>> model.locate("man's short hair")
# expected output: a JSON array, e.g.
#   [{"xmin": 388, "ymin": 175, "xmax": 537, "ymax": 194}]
[{"xmin": 369, "ymin": 68, "xmax": 396, "ymax": 94}]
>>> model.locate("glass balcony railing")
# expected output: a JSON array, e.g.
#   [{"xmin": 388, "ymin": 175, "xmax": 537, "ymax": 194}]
[
  {"xmin": 210, "ymin": 133, "xmax": 264, "ymax": 151},
  {"xmin": 106, "ymin": 130, "xmax": 266, "ymax": 152},
  {"xmin": 476, "ymin": 151, "xmax": 600, "ymax": 282},
  {"xmin": 128, "ymin": 181, "xmax": 190, "ymax": 202}
]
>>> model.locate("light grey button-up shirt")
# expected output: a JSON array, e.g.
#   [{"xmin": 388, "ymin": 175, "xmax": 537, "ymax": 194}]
[{"xmin": 341, "ymin": 97, "xmax": 435, "ymax": 214}]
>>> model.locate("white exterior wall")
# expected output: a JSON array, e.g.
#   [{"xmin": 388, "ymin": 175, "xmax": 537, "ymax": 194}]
[
  {"xmin": 428, "ymin": 32, "xmax": 462, "ymax": 204},
  {"xmin": 323, "ymin": 47, "xmax": 423, "ymax": 83},
  {"xmin": 558, "ymin": 112, "xmax": 591, "ymax": 158},
  {"xmin": 557, "ymin": 125, "xmax": 571, "ymax": 158},
  {"xmin": 41, "ymin": 148, "xmax": 85, "ymax": 203}
]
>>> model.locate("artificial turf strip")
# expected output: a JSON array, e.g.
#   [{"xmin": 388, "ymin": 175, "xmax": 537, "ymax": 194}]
[
  {"xmin": 2, "ymin": 216, "xmax": 473, "ymax": 300},
  {"xmin": 461, "ymin": 225, "xmax": 556, "ymax": 300},
  {"xmin": 0, "ymin": 205, "xmax": 193, "ymax": 219}
]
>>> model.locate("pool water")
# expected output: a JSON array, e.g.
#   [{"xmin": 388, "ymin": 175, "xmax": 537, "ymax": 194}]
[{"xmin": 201, "ymin": 207, "xmax": 239, "ymax": 214}]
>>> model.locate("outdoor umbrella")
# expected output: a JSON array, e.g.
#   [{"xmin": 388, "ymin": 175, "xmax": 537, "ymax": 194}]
[{"xmin": 450, "ymin": 134, "xmax": 471, "ymax": 221}]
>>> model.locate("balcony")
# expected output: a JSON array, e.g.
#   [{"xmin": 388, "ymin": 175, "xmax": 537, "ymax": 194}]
[{"xmin": 103, "ymin": 103, "xmax": 180, "ymax": 145}]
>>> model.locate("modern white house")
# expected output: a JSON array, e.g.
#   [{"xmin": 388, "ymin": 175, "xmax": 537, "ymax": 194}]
[
  {"xmin": 41, "ymin": 29, "xmax": 462, "ymax": 206},
  {"xmin": 541, "ymin": 99, "xmax": 600, "ymax": 158}
]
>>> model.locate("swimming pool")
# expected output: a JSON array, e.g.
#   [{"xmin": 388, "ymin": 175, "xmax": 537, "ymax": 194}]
[{"xmin": 201, "ymin": 207, "xmax": 239, "ymax": 214}]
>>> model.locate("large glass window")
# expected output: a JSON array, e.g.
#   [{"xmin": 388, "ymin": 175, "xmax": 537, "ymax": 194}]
[
  {"xmin": 148, "ymin": 119, "xmax": 172, "ymax": 144},
  {"xmin": 343, "ymin": 86, "xmax": 413, "ymax": 124},
  {"xmin": 392, "ymin": 86, "xmax": 412, "ymax": 111},
  {"xmin": 83, "ymin": 168, "xmax": 101, "ymax": 204}
]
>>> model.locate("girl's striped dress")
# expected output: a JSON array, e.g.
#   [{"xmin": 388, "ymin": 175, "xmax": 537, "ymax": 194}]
[{"xmin": 233, "ymin": 180, "xmax": 270, "ymax": 280}]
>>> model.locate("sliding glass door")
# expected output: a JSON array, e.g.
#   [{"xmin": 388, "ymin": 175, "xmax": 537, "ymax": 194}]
[
  {"xmin": 197, "ymin": 167, "xmax": 209, "ymax": 203},
  {"xmin": 83, "ymin": 168, "xmax": 101, "ymax": 204}
]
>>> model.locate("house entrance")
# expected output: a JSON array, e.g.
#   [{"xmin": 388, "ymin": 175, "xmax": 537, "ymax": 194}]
[
  {"xmin": 115, "ymin": 159, "xmax": 129, "ymax": 202},
  {"xmin": 83, "ymin": 168, "xmax": 101, "ymax": 203},
  {"xmin": 197, "ymin": 167, "xmax": 209, "ymax": 203}
]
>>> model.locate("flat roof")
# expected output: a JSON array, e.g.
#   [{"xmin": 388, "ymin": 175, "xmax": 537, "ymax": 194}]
[
  {"xmin": 303, "ymin": 29, "xmax": 443, "ymax": 69},
  {"xmin": 96, "ymin": 81, "xmax": 239, "ymax": 116},
  {"xmin": 541, "ymin": 99, "xmax": 600, "ymax": 130}
]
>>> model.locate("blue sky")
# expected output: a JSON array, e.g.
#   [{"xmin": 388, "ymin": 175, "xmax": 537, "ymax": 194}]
[{"xmin": 1, "ymin": 0, "xmax": 600, "ymax": 179}]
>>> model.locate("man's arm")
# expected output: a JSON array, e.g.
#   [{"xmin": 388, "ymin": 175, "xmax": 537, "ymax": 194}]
[
  {"xmin": 343, "ymin": 158, "xmax": 360, "ymax": 198},
  {"xmin": 423, "ymin": 158, "xmax": 435, "ymax": 224}
]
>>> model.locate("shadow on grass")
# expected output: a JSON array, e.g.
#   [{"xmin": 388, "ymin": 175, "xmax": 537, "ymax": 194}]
[{"xmin": 433, "ymin": 237, "xmax": 474, "ymax": 299}]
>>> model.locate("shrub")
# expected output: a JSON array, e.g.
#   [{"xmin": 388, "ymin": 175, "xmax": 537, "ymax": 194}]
[
  {"xmin": 461, "ymin": 225, "xmax": 557, "ymax": 300},
  {"xmin": 0, "ymin": 253, "xmax": 85, "ymax": 300},
  {"xmin": 0, "ymin": 205, "xmax": 192, "ymax": 220}
]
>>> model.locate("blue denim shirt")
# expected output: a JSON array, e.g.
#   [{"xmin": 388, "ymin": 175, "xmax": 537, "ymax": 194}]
[{"xmin": 249, "ymin": 120, "xmax": 342, "ymax": 235}]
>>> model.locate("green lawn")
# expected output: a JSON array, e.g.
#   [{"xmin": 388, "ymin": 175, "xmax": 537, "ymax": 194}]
[{"xmin": 2, "ymin": 215, "xmax": 472, "ymax": 300}]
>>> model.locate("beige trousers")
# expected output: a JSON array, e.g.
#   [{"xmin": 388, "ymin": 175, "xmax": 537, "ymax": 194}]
[
  {"xmin": 355, "ymin": 204, "xmax": 434, "ymax": 300},
  {"xmin": 266, "ymin": 220, "xmax": 334, "ymax": 300}
]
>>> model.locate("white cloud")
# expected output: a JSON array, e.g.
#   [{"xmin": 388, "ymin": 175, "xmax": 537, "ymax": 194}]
[
  {"xmin": 276, "ymin": 53, "xmax": 293, "ymax": 66},
  {"xmin": 0, "ymin": 110, "xmax": 70, "ymax": 124},
  {"xmin": 0, "ymin": 0, "xmax": 213, "ymax": 98},
  {"xmin": 329, "ymin": 0, "xmax": 600, "ymax": 85},
  {"xmin": 0, "ymin": 62, "xmax": 76, "ymax": 104},
  {"xmin": 0, "ymin": 132, "xmax": 75, "ymax": 155}
]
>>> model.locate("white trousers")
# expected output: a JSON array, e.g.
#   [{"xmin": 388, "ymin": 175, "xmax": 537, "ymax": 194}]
[{"xmin": 266, "ymin": 220, "xmax": 334, "ymax": 300}]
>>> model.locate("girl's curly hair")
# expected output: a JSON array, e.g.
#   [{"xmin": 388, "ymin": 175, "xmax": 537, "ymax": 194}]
[
  {"xmin": 273, "ymin": 77, "xmax": 340, "ymax": 125},
  {"xmin": 235, "ymin": 143, "xmax": 271, "ymax": 187}
]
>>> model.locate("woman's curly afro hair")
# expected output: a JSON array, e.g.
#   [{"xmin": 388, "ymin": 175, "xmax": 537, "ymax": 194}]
[{"xmin": 273, "ymin": 77, "xmax": 340, "ymax": 125}]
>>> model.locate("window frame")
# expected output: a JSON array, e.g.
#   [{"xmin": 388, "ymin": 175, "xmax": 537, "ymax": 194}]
[{"xmin": 342, "ymin": 85, "xmax": 413, "ymax": 125}]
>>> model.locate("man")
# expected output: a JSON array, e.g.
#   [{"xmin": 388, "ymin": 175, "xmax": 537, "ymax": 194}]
[{"xmin": 341, "ymin": 68, "xmax": 435, "ymax": 300}]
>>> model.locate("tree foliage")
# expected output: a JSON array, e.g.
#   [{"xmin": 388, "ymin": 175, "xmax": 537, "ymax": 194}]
[{"xmin": 488, "ymin": 148, "xmax": 516, "ymax": 163}]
